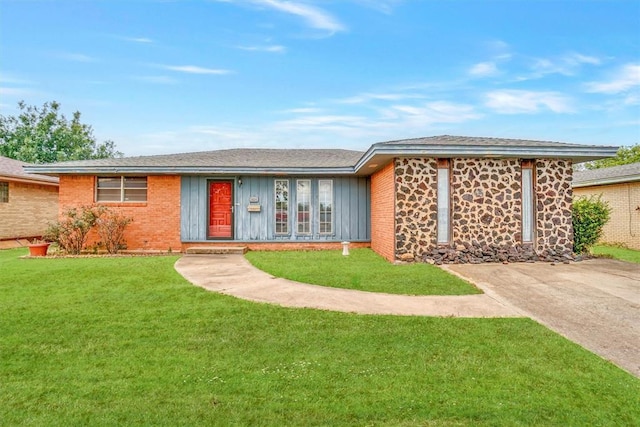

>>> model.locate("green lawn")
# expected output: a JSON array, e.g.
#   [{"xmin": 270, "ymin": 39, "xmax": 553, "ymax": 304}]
[
  {"xmin": 1, "ymin": 248, "xmax": 639, "ymax": 426},
  {"xmin": 245, "ymin": 248, "xmax": 479, "ymax": 295},
  {"xmin": 591, "ymin": 244, "xmax": 640, "ymax": 264}
]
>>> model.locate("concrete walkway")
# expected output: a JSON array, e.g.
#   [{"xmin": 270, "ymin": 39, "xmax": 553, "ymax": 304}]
[{"xmin": 174, "ymin": 254, "xmax": 520, "ymax": 317}]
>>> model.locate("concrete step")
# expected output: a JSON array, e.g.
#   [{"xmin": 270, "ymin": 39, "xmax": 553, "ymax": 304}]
[{"xmin": 185, "ymin": 246, "xmax": 248, "ymax": 255}]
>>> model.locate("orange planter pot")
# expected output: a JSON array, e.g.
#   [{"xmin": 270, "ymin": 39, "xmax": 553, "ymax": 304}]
[{"xmin": 28, "ymin": 243, "xmax": 50, "ymax": 257}]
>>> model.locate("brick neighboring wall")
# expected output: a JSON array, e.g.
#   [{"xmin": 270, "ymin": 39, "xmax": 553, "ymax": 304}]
[
  {"xmin": 0, "ymin": 181, "xmax": 58, "ymax": 240},
  {"xmin": 59, "ymin": 175, "xmax": 182, "ymax": 251},
  {"xmin": 574, "ymin": 182, "xmax": 640, "ymax": 250},
  {"xmin": 370, "ymin": 161, "xmax": 396, "ymax": 261}
]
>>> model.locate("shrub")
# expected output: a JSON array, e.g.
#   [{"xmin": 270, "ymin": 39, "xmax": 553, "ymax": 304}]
[
  {"xmin": 572, "ymin": 196, "xmax": 611, "ymax": 254},
  {"xmin": 44, "ymin": 205, "xmax": 105, "ymax": 255},
  {"xmin": 96, "ymin": 210, "xmax": 133, "ymax": 254}
]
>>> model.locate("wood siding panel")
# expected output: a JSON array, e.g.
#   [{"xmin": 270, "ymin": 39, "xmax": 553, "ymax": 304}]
[{"xmin": 180, "ymin": 175, "xmax": 370, "ymax": 242}]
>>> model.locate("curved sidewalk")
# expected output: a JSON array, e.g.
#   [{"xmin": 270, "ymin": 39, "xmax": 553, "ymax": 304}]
[{"xmin": 174, "ymin": 254, "xmax": 521, "ymax": 317}]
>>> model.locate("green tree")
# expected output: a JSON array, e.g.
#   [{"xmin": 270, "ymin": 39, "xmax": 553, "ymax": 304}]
[
  {"xmin": 0, "ymin": 100, "xmax": 122, "ymax": 163},
  {"xmin": 585, "ymin": 144, "xmax": 640, "ymax": 170}
]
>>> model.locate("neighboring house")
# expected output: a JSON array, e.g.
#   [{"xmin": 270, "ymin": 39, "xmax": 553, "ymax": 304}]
[
  {"xmin": 25, "ymin": 136, "xmax": 616, "ymax": 262},
  {"xmin": 0, "ymin": 156, "xmax": 59, "ymax": 241},
  {"xmin": 573, "ymin": 162, "xmax": 640, "ymax": 250}
]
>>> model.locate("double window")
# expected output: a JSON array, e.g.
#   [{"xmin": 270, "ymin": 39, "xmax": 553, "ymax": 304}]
[
  {"xmin": 96, "ymin": 176, "xmax": 147, "ymax": 202},
  {"xmin": 275, "ymin": 179, "xmax": 333, "ymax": 235},
  {"xmin": 0, "ymin": 182, "xmax": 8, "ymax": 203}
]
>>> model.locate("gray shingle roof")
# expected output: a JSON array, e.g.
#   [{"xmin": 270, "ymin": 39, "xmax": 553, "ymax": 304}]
[
  {"xmin": 377, "ymin": 135, "xmax": 603, "ymax": 148},
  {"xmin": 573, "ymin": 162, "xmax": 640, "ymax": 187},
  {"xmin": 0, "ymin": 156, "xmax": 59, "ymax": 184},
  {"xmin": 32, "ymin": 148, "xmax": 365, "ymax": 169},
  {"xmin": 24, "ymin": 135, "xmax": 618, "ymax": 175}
]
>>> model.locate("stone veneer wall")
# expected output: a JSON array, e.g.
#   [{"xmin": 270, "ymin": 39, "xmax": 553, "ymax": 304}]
[{"xmin": 394, "ymin": 157, "xmax": 574, "ymax": 264}]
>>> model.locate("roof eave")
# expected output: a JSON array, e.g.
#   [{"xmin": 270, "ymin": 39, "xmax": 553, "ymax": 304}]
[
  {"xmin": 573, "ymin": 174, "xmax": 640, "ymax": 188},
  {"xmin": 0, "ymin": 173, "xmax": 59, "ymax": 186},
  {"xmin": 23, "ymin": 165, "xmax": 356, "ymax": 176},
  {"xmin": 354, "ymin": 144, "xmax": 619, "ymax": 174}
]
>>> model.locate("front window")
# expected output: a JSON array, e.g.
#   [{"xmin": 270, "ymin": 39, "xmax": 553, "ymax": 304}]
[
  {"xmin": 97, "ymin": 176, "xmax": 147, "ymax": 202},
  {"xmin": 521, "ymin": 161, "xmax": 535, "ymax": 243},
  {"xmin": 0, "ymin": 182, "xmax": 8, "ymax": 203},
  {"xmin": 275, "ymin": 179, "xmax": 289, "ymax": 234},
  {"xmin": 296, "ymin": 180, "xmax": 311, "ymax": 234},
  {"xmin": 318, "ymin": 180, "xmax": 333, "ymax": 234},
  {"xmin": 437, "ymin": 160, "xmax": 450, "ymax": 244}
]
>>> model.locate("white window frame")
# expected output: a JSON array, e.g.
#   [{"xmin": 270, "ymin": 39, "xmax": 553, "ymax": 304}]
[
  {"xmin": 437, "ymin": 160, "xmax": 450, "ymax": 244},
  {"xmin": 318, "ymin": 179, "xmax": 333, "ymax": 235},
  {"xmin": 275, "ymin": 179, "xmax": 289, "ymax": 235},
  {"xmin": 96, "ymin": 176, "xmax": 147, "ymax": 202},
  {"xmin": 521, "ymin": 162, "xmax": 535, "ymax": 243},
  {"xmin": 296, "ymin": 179, "xmax": 311, "ymax": 234}
]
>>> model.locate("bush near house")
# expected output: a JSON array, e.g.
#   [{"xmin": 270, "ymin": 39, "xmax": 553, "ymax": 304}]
[
  {"xmin": 44, "ymin": 205, "xmax": 132, "ymax": 254},
  {"xmin": 572, "ymin": 196, "xmax": 611, "ymax": 254}
]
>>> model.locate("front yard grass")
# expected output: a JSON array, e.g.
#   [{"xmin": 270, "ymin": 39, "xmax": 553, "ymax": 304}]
[
  {"xmin": 591, "ymin": 244, "xmax": 640, "ymax": 264},
  {"xmin": 1, "ymin": 248, "xmax": 639, "ymax": 426},
  {"xmin": 245, "ymin": 248, "xmax": 480, "ymax": 295}
]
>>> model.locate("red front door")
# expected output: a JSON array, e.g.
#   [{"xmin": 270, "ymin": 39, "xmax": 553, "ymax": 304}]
[{"xmin": 208, "ymin": 181, "xmax": 233, "ymax": 239}]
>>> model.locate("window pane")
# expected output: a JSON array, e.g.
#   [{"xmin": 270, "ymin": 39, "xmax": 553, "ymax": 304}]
[
  {"xmin": 124, "ymin": 177, "xmax": 147, "ymax": 189},
  {"xmin": 522, "ymin": 168, "xmax": 534, "ymax": 242},
  {"xmin": 124, "ymin": 189, "xmax": 147, "ymax": 202},
  {"xmin": 319, "ymin": 180, "xmax": 333, "ymax": 234},
  {"xmin": 97, "ymin": 177, "xmax": 121, "ymax": 188},
  {"xmin": 437, "ymin": 167, "xmax": 450, "ymax": 243},
  {"xmin": 297, "ymin": 180, "xmax": 311, "ymax": 234},
  {"xmin": 0, "ymin": 182, "xmax": 8, "ymax": 203},
  {"xmin": 275, "ymin": 180, "xmax": 289, "ymax": 234},
  {"xmin": 97, "ymin": 188, "xmax": 121, "ymax": 202}
]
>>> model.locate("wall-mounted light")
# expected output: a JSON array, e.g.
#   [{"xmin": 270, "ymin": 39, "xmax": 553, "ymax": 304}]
[{"xmin": 238, "ymin": 178, "xmax": 243, "ymax": 186}]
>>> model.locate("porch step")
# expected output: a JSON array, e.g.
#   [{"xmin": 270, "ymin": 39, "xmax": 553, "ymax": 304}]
[{"xmin": 185, "ymin": 246, "xmax": 248, "ymax": 255}]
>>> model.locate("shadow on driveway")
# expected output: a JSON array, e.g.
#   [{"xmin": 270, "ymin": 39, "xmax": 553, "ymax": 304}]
[{"xmin": 445, "ymin": 258, "xmax": 640, "ymax": 378}]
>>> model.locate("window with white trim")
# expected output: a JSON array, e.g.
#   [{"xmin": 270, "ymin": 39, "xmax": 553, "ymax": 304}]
[
  {"xmin": 96, "ymin": 176, "xmax": 147, "ymax": 202},
  {"xmin": 296, "ymin": 179, "xmax": 311, "ymax": 234},
  {"xmin": 318, "ymin": 179, "xmax": 333, "ymax": 234},
  {"xmin": 0, "ymin": 182, "xmax": 8, "ymax": 203},
  {"xmin": 521, "ymin": 161, "xmax": 535, "ymax": 243},
  {"xmin": 437, "ymin": 160, "xmax": 450, "ymax": 244},
  {"xmin": 275, "ymin": 179, "xmax": 289, "ymax": 234}
]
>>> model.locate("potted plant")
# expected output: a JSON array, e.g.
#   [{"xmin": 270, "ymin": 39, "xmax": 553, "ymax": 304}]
[{"xmin": 27, "ymin": 239, "xmax": 51, "ymax": 257}]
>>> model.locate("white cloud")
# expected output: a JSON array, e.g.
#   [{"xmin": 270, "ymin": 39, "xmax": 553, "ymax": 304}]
[
  {"xmin": 337, "ymin": 92, "xmax": 425, "ymax": 104},
  {"xmin": 124, "ymin": 37, "xmax": 153, "ymax": 43},
  {"xmin": 237, "ymin": 44, "xmax": 286, "ymax": 53},
  {"xmin": 523, "ymin": 52, "xmax": 603, "ymax": 79},
  {"xmin": 252, "ymin": 0, "xmax": 345, "ymax": 34},
  {"xmin": 162, "ymin": 65, "xmax": 233, "ymax": 75},
  {"xmin": 133, "ymin": 75, "xmax": 178, "ymax": 84},
  {"xmin": 57, "ymin": 52, "xmax": 97, "ymax": 63},
  {"xmin": 586, "ymin": 64, "xmax": 640, "ymax": 94},
  {"xmin": 469, "ymin": 62, "xmax": 499, "ymax": 77},
  {"xmin": 485, "ymin": 90, "xmax": 573, "ymax": 114}
]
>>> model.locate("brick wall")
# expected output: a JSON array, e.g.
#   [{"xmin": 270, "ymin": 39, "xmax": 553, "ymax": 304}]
[
  {"xmin": 370, "ymin": 161, "xmax": 396, "ymax": 261},
  {"xmin": 0, "ymin": 181, "xmax": 58, "ymax": 240},
  {"xmin": 574, "ymin": 182, "xmax": 640, "ymax": 250},
  {"xmin": 59, "ymin": 175, "xmax": 182, "ymax": 251}
]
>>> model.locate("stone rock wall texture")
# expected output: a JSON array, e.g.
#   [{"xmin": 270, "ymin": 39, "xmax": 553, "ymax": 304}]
[{"xmin": 393, "ymin": 157, "xmax": 574, "ymax": 264}]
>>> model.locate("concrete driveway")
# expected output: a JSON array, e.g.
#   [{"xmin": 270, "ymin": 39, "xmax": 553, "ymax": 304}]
[{"xmin": 445, "ymin": 259, "xmax": 640, "ymax": 377}]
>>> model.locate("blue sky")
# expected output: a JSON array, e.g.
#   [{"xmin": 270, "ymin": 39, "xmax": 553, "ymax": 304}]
[{"xmin": 1, "ymin": 0, "xmax": 639, "ymax": 157}]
